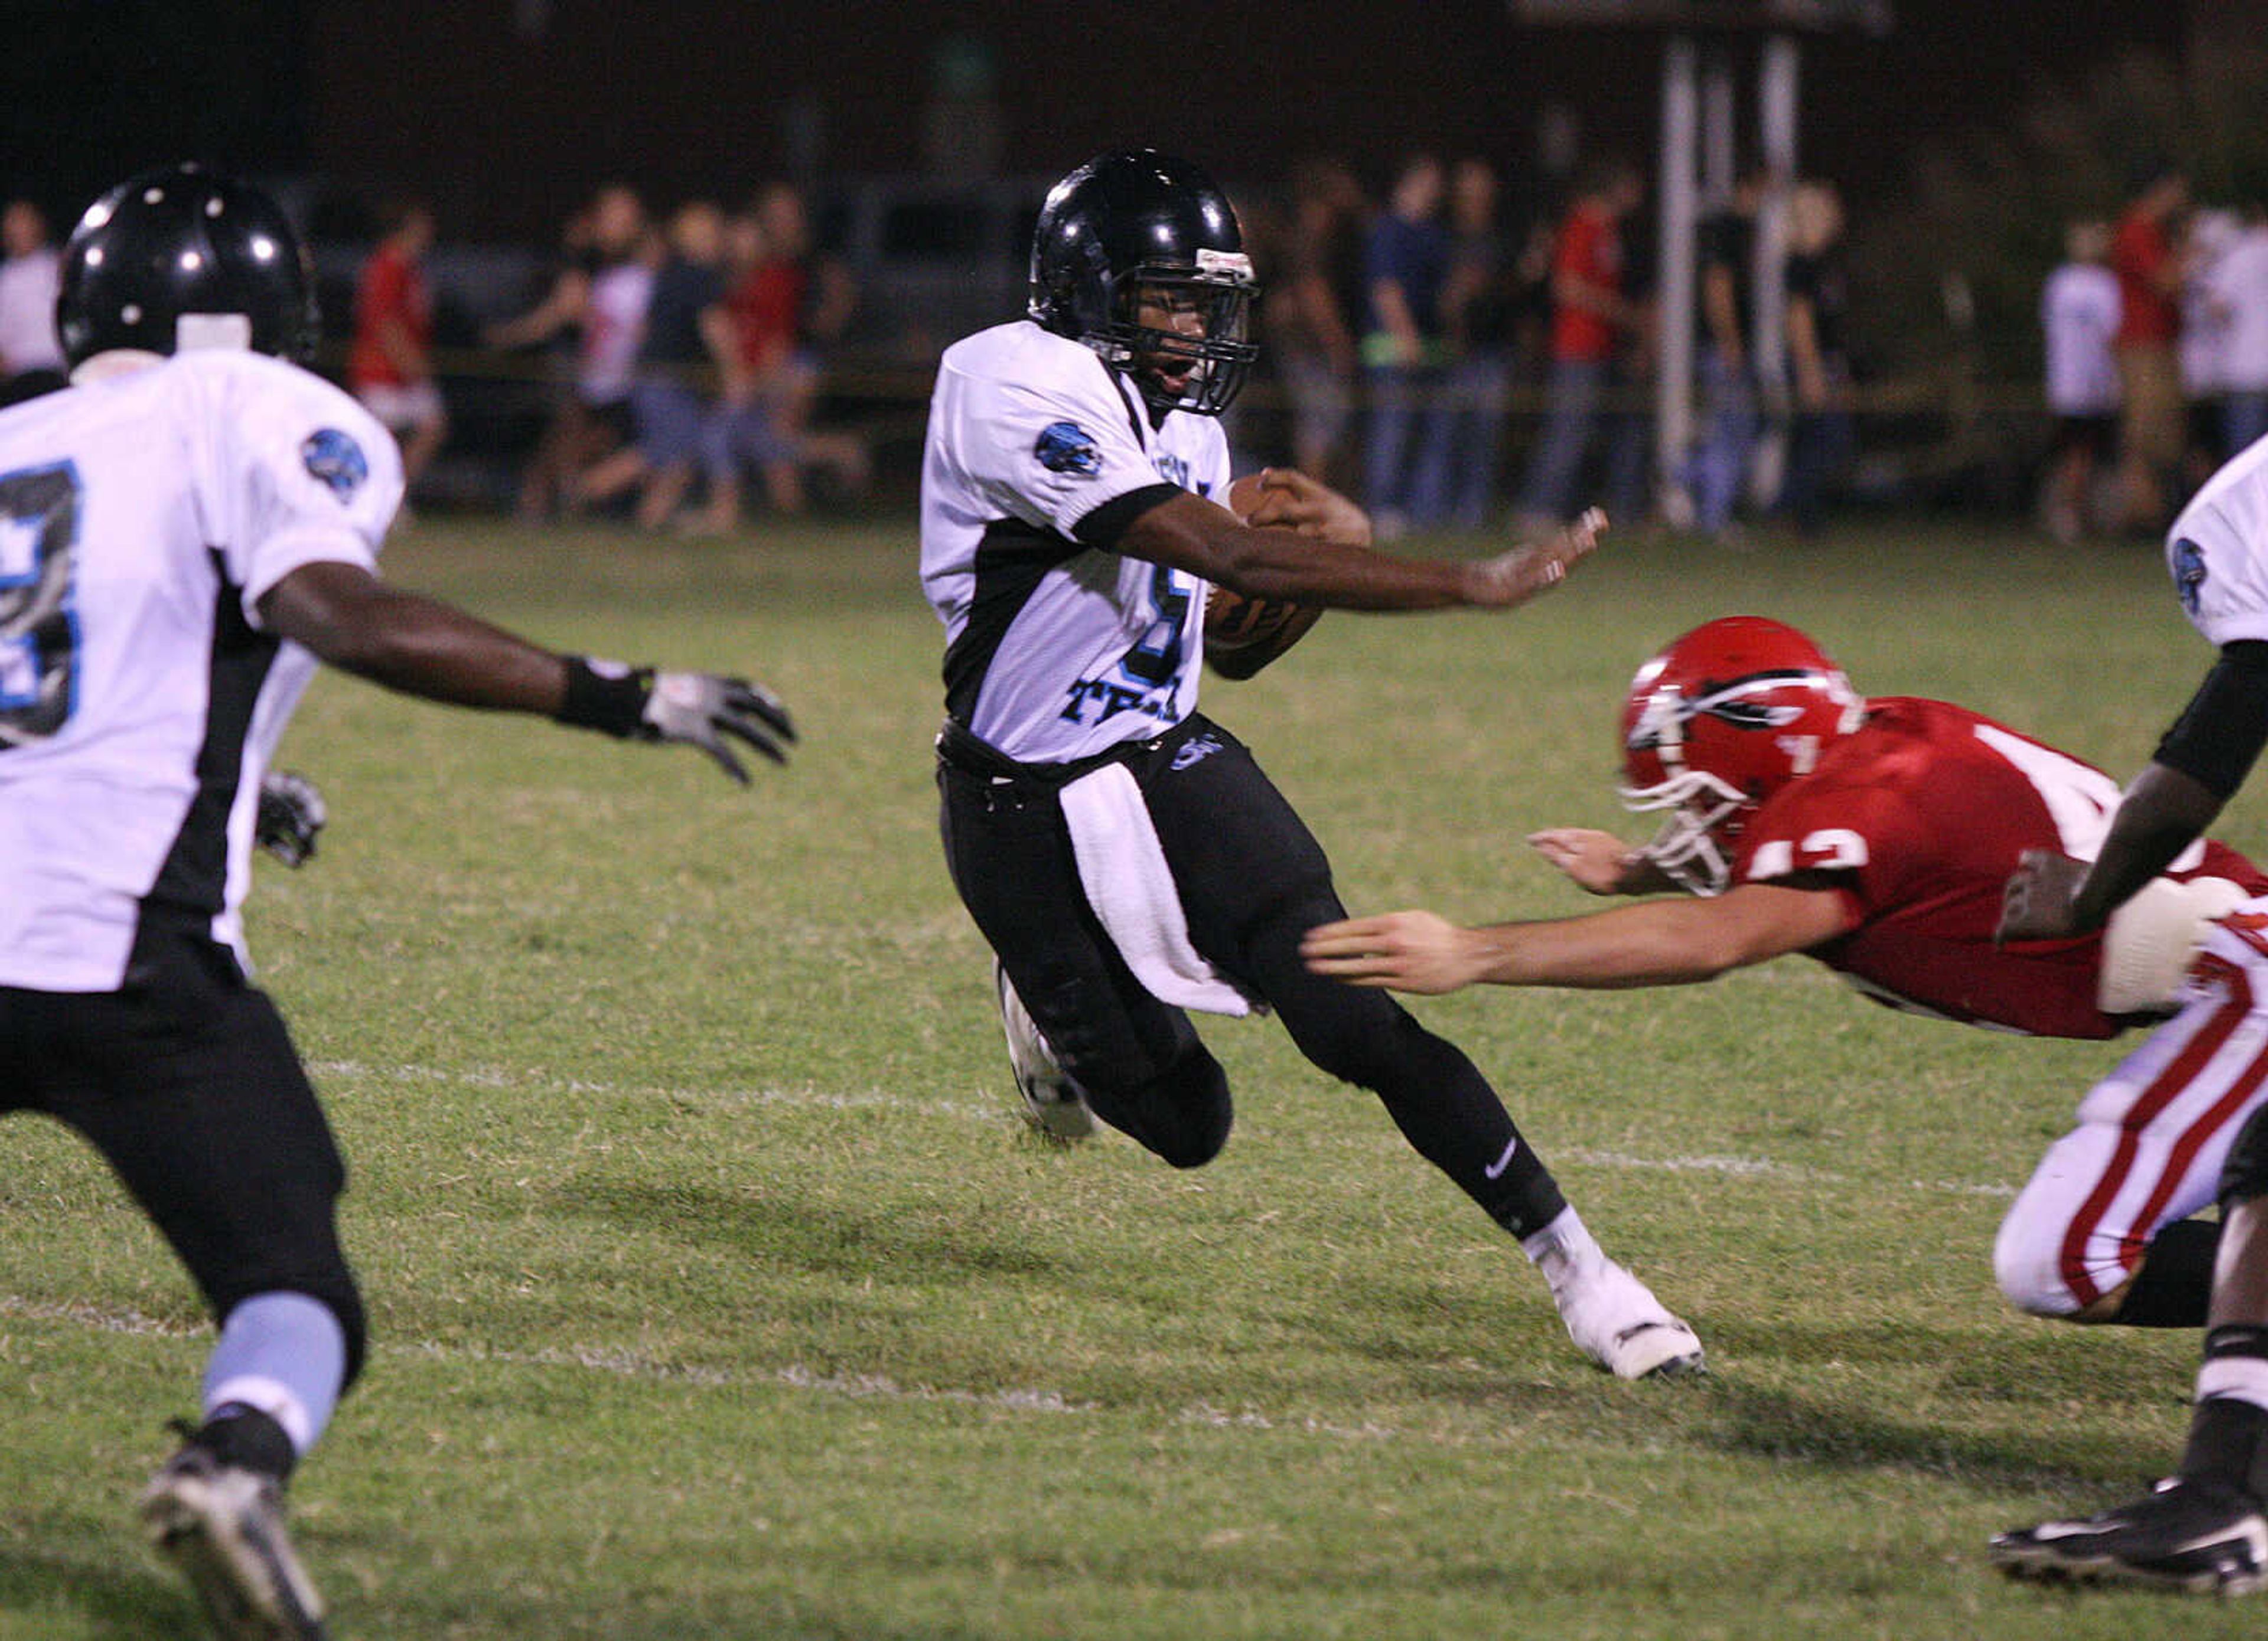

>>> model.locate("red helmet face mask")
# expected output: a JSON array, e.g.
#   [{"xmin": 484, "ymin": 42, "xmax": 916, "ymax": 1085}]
[{"xmin": 1618, "ymin": 617, "xmax": 1866, "ymax": 894}]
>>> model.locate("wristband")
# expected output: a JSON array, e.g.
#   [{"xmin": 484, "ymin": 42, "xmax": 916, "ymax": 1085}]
[{"xmin": 555, "ymin": 656, "xmax": 651, "ymax": 738}]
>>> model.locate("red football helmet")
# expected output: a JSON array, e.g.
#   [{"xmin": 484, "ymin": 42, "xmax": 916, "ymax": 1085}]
[{"xmin": 1618, "ymin": 616, "xmax": 1866, "ymax": 893}]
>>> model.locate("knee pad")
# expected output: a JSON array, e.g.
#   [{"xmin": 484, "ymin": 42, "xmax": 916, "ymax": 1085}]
[
  {"xmin": 1992, "ymin": 1204, "xmax": 2083, "ymax": 1319},
  {"xmin": 2222, "ymin": 1104, "xmax": 2268, "ymax": 1212},
  {"xmin": 1129, "ymin": 1055, "xmax": 1233, "ymax": 1170}
]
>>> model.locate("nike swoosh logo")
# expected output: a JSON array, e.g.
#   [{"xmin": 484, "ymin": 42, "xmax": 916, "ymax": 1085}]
[
  {"xmin": 2019, "ymin": 1522, "xmax": 2114, "ymax": 1542},
  {"xmin": 1483, "ymin": 1137, "xmax": 1520, "ymax": 1179}
]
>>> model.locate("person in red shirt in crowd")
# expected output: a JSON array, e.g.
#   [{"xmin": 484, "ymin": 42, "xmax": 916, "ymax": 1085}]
[
  {"xmin": 2111, "ymin": 162, "xmax": 2194, "ymax": 531},
  {"xmin": 693, "ymin": 183, "xmax": 866, "ymax": 531},
  {"xmin": 347, "ymin": 200, "xmax": 448, "ymax": 495},
  {"xmin": 1514, "ymin": 157, "xmax": 1649, "ymax": 534},
  {"xmin": 1305, "ymin": 616, "xmax": 2268, "ymax": 1336}
]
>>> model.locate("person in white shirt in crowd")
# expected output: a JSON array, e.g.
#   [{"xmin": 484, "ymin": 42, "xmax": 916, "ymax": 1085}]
[
  {"xmin": 2208, "ymin": 198, "xmax": 2268, "ymax": 459},
  {"xmin": 2040, "ymin": 218, "xmax": 2123, "ymax": 543},
  {"xmin": 0, "ymin": 198, "xmax": 67, "ymax": 406},
  {"xmin": 2182, "ymin": 208, "xmax": 2243, "ymax": 479}
]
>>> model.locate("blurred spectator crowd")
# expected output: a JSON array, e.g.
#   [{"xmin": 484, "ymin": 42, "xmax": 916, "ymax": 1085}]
[{"xmin": 9, "ymin": 152, "xmax": 2263, "ymax": 541}]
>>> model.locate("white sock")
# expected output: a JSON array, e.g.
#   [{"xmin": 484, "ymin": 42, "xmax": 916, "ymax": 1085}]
[{"xmin": 1520, "ymin": 1207, "xmax": 1604, "ymax": 1296}]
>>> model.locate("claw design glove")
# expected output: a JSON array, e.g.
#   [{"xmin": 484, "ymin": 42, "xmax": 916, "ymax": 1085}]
[
  {"xmin": 255, "ymin": 771, "xmax": 327, "ymax": 867},
  {"xmin": 556, "ymin": 657, "xmax": 796, "ymax": 785}
]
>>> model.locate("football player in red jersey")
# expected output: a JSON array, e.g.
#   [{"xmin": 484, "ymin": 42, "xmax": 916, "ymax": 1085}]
[{"xmin": 1303, "ymin": 615, "xmax": 2268, "ymax": 1340}]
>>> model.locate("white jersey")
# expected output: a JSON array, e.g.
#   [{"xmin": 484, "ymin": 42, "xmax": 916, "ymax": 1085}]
[
  {"xmin": 0, "ymin": 349, "xmax": 403, "ymax": 991},
  {"xmin": 2169, "ymin": 430, "xmax": 2268, "ymax": 648},
  {"xmin": 581, "ymin": 260, "xmax": 652, "ymax": 405},
  {"xmin": 2209, "ymin": 229, "xmax": 2268, "ymax": 394},
  {"xmin": 2040, "ymin": 262, "xmax": 2120, "ymax": 416},
  {"xmin": 920, "ymin": 320, "xmax": 1231, "ymax": 765}
]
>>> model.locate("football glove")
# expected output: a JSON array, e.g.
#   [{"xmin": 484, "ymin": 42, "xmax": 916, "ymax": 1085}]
[
  {"xmin": 256, "ymin": 770, "xmax": 327, "ymax": 868},
  {"xmin": 636, "ymin": 670, "xmax": 797, "ymax": 785}
]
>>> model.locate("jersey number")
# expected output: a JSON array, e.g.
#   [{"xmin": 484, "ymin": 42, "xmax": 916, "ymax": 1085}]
[
  {"xmin": 1976, "ymin": 723, "xmax": 2207, "ymax": 873},
  {"xmin": 1119, "ymin": 563, "xmax": 1194, "ymax": 688},
  {"xmin": 0, "ymin": 462, "xmax": 82, "ymax": 750}
]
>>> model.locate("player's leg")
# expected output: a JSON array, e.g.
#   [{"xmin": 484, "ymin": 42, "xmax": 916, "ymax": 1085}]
[
  {"xmin": 940, "ymin": 758, "xmax": 1232, "ymax": 1166},
  {"xmin": 1143, "ymin": 720, "xmax": 1702, "ymax": 1378},
  {"xmin": 1994, "ymin": 948, "xmax": 2268, "ymax": 1327},
  {"xmin": 45, "ymin": 930, "xmax": 356, "ymax": 1636},
  {"xmin": 1992, "ymin": 1102, "xmax": 2268, "ymax": 1594}
]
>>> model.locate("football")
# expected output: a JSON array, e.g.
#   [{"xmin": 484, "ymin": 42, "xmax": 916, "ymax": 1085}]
[{"xmin": 1204, "ymin": 585, "xmax": 1324, "ymax": 679}]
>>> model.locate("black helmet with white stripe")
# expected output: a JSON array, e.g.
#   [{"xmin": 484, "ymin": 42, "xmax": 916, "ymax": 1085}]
[
  {"xmin": 1028, "ymin": 149, "xmax": 1259, "ymax": 417},
  {"xmin": 55, "ymin": 164, "xmax": 317, "ymax": 369}
]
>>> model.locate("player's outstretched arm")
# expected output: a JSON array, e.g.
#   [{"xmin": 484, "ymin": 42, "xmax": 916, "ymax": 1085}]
[
  {"xmin": 1117, "ymin": 490, "xmax": 1602, "ymax": 612},
  {"xmin": 1302, "ymin": 885, "xmax": 1850, "ymax": 994},
  {"xmin": 259, "ymin": 561, "xmax": 795, "ymax": 784}
]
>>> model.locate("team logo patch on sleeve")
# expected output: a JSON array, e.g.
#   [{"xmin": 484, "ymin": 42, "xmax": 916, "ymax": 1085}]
[
  {"xmin": 301, "ymin": 428, "xmax": 369, "ymax": 500},
  {"xmin": 1034, "ymin": 420, "xmax": 1103, "ymax": 477},
  {"xmin": 2174, "ymin": 537, "xmax": 2208, "ymax": 617}
]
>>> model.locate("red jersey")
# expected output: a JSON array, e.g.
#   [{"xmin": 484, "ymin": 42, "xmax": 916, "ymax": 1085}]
[
  {"xmin": 1549, "ymin": 203, "xmax": 1622, "ymax": 364},
  {"xmin": 726, "ymin": 259, "xmax": 806, "ymax": 371},
  {"xmin": 2110, "ymin": 210, "xmax": 2179, "ymax": 348},
  {"xmin": 347, "ymin": 243, "xmax": 431, "ymax": 390},
  {"xmin": 1732, "ymin": 698, "xmax": 2267, "ymax": 1039}
]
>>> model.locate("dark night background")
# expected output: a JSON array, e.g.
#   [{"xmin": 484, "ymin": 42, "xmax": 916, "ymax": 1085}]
[{"xmin": 0, "ymin": 1, "xmax": 2216, "ymax": 240}]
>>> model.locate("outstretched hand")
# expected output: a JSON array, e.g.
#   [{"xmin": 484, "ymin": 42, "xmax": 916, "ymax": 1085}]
[
  {"xmin": 1529, "ymin": 827, "xmax": 1645, "ymax": 895},
  {"xmin": 1300, "ymin": 911, "xmax": 1488, "ymax": 995},
  {"xmin": 1997, "ymin": 847, "xmax": 2089, "ymax": 943},
  {"xmin": 639, "ymin": 671, "xmax": 797, "ymax": 785},
  {"xmin": 1464, "ymin": 508, "xmax": 1605, "ymax": 609}
]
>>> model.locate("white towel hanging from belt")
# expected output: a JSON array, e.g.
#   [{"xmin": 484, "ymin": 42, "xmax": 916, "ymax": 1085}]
[{"xmin": 1060, "ymin": 761, "xmax": 1264, "ymax": 1017}]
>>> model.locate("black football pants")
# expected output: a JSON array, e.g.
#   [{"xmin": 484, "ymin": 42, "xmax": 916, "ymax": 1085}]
[
  {"xmin": 1, "ymin": 920, "xmax": 367, "ymax": 1384},
  {"xmin": 939, "ymin": 713, "xmax": 1569, "ymax": 1237}
]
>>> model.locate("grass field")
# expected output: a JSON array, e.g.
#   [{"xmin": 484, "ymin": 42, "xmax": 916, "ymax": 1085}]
[{"xmin": 5, "ymin": 510, "xmax": 2264, "ymax": 1639}]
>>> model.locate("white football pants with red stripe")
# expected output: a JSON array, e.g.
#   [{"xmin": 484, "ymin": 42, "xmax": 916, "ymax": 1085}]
[{"xmin": 1996, "ymin": 908, "xmax": 2268, "ymax": 1318}]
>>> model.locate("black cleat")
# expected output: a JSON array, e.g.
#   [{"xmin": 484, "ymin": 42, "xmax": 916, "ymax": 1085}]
[
  {"xmin": 142, "ymin": 1443, "xmax": 328, "ymax": 1639},
  {"xmin": 1992, "ymin": 1476, "xmax": 2268, "ymax": 1596},
  {"xmin": 993, "ymin": 960, "xmax": 1094, "ymax": 1141}
]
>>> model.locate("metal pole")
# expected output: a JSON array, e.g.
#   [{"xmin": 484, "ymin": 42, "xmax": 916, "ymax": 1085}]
[
  {"xmin": 1702, "ymin": 45, "xmax": 1736, "ymax": 205},
  {"xmin": 1656, "ymin": 34, "xmax": 1699, "ymax": 513},
  {"xmin": 1751, "ymin": 32, "xmax": 1800, "ymax": 506},
  {"xmin": 1754, "ymin": 32, "xmax": 1799, "ymax": 396}
]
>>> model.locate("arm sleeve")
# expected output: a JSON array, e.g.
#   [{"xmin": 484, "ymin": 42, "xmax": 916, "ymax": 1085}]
[
  {"xmin": 953, "ymin": 360, "xmax": 1175, "ymax": 546},
  {"xmin": 193, "ymin": 357, "xmax": 405, "ymax": 627},
  {"xmin": 2155, "ymin": 642, "xmax": 2268, "ymax": 800},
  {"xmin": 2172, "ymin": 496, "xmax": 2268, "ymax": 647}
]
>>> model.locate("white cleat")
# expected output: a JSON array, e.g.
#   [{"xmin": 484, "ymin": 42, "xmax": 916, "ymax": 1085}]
[
  {"xmin": 1555, "ymin": 1258, "xmax": 1706, "ymax": 1380},
  {"xmin": 993, "ymin": 960, "xmax": 1094, "ymax": 1141},
  {"xmin": 141, "ymin": 1446, "xmax": 327, "ymax": 1640}
]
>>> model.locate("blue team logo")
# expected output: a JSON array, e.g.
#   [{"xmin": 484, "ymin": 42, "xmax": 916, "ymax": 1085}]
[
  {"xmin": 1034, "ymin": 420, "xmax": 1103, "ymax": 477},
  {"xmin": 2174, "ymin": 536, "xmax": 2208, "ymax": 618},
  {"xmin": 301, "ymin": 428, "xmax": 369, "ymax": 501}
]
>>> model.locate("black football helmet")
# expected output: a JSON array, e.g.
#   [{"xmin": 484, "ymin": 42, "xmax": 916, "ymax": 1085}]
[
  {"xmin": 1029, "ymin": 149, "xmax": 1259, "ymax": 417},
  {"xmin": 56, "ymin": 164, "xmax": 317, "ymax": 369}
]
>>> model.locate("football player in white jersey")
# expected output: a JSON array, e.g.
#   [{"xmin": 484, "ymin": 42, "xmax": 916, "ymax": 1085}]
[
  {"xmin": 1992, "ymin": 434, "xmax": 2268, "ymax": 1592},
  {"xmin": 921, "ymin": 148, "xmax": 1701, "ymax": 1384},
  {"xmin": 0, "ymin": 166, "xmax": 793, "ymax": 1640}
]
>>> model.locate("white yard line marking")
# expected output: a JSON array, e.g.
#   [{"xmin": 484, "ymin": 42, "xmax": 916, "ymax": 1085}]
[{"xmin": 310, "ymin": 1059, "xmax": 2019, "ymax": 1200}]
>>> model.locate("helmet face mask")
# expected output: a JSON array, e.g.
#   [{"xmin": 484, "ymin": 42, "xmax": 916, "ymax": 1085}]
[
  {"xmin": 1030, "ymin": 150, "xmax": 1260, "ymax": 416},
  {"xmin": 56, "ymin": 164, "xmax": 318, "ymax": 371},
  {"xmin": 1618, "ymin": 618, "xmax": 1866, "ymax": 896}
]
